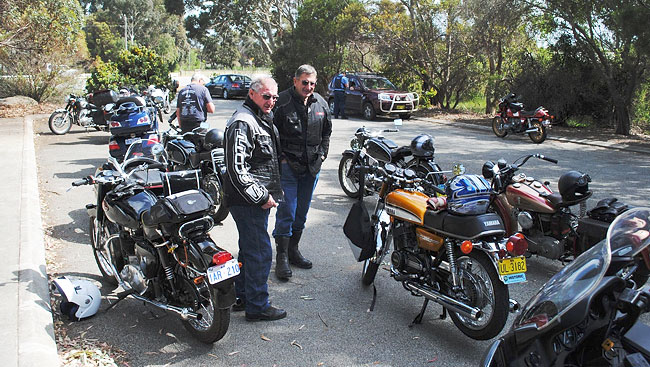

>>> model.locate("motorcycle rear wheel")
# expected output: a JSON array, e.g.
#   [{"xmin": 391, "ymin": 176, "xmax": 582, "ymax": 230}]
[
  {"xmin": 180, "ymin": 277, "xmax": 230, "ymax": 343},
  {"xmin": 202, "ymin": 173, "xmax": 229, "ymax": 223},
  {"xmin": 491, "ymin": 117, "xmax": 508, "ymax": 138},
  {"xmin": 338, "ymin": 155, "xmax": 362, "ymax": 199},
  {"xmin": 528, "ymin": 121, "xmax": 547, "ymax": 143},
  {"xmin": 89, "ymin": 217, "xmax": 120, "ymax": 286},
  {"xmin": 448, "ymin": 250, "xmax": 509, "ymax": 340},
  {"xmin": 48, "ymin": 111, "xmax": 72, "ymax": 135}
]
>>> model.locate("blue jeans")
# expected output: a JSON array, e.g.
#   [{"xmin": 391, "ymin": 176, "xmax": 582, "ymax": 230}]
[
  {"xmin": 229, "ymin": 205, "xmax": 272, "ymax": 314},
  {"xmin": 333, "ymin": 91, "xmax": 346, "ymax": 118},
  {"xmin": 273, "ymin": 162, "xmax": 319, "ymax": 238}
]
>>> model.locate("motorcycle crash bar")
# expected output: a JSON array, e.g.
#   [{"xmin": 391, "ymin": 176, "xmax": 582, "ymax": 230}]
[{"xmin": 404, "ymin": 281, "xmax": 483, "ymax": 320}]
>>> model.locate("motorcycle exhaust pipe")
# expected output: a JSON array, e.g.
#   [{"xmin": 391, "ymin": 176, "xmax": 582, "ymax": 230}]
[
  {"xmin": 107, "ymin": 261, "xmax": 202, "ymax": 321},
  {"xmin": 525, "ymin": 128, "xmax": 540, "ymax": 133},
  {"xmin": 509, "ymin": 299, "xmax": 520, "ymax": 313},
  {"xmin": 404, "ymin": 281, "xmax": 483, "ymax": 320},
  {"xmin": 132, "ymin": 294, "xmax": 202, "ymax": 321}
]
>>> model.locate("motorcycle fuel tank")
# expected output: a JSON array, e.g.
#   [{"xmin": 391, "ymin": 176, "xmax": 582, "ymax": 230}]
[
  {"xmin": 385, "ymin": 189, "xmax": 429, "ymax": 225},
  {"xmin": 366, "ymin": 137, "xmax": 398, "ymax": 163},
  {"xmin": 506, "ymin": 180, "xmax": 555, "ymax": 214},
  {"xmin": 103, "ymin": 189, "xmax": 158, "ymax": 229}
]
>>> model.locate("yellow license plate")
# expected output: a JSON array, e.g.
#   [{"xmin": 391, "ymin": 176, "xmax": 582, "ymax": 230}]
[
  {"xmin": 396, "ymin": 105, "xmax": 405, "ymax": 109},
  {"xmin": 498, "ymin": 256, "xmax": 527, "ymax": 276}
]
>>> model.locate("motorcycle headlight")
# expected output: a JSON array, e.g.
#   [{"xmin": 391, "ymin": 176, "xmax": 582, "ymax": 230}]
[
  {"xmin": 378, "ymin": 93, "xmax": 392, "ymax": 101},
  {"xmin": 154, "ymin": 96, "xmax": 164, "ymax": 103},
  {"xmin": 350, "ymin": 138, "xmax": 361, "ymax": 150}
]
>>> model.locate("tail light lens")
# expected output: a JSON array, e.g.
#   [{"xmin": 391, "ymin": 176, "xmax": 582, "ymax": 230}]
[
  {"xmin": 110, "ymin": 121, "xmax": 121, "ymax": 128},
  {"xmin": 232, "ymin": 83, "xmax": 240, "ymax": 88},
  {"xmin": 506, "ymin": 233, "xmax": 528, "ymax": 256},
  {"xmin": 108, "ymin": 140, "xmax": 120, "ymax": 151},
  {"xmin": 212, "ymin": 251, "xmax": 233, "ymax": 266}
]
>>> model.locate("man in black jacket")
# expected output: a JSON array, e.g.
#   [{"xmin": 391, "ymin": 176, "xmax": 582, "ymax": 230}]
[
  {"xmin": 272, "ymin": 64, "xmax": 332, "ymax": 280},
  {"xmin": 223, "ymin": 76, "xmax": 286, "ymax": 321}
]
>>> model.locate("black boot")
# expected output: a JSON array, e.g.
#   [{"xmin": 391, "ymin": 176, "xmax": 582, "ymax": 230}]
[
  {"xmin": 288, "ymin": 230, "xmax": 312, "ymax": 269},
  {"xmin": 275, "ymin": 236, "xmax": 292, "ymax": 280}
]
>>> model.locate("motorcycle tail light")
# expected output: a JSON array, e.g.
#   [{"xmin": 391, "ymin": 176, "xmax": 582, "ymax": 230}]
[
  {"xmin": 460, "ymin": 240, "xmax": 473, "ymax": 254},
  {"xmin": 110, "ymin": 121, "xmax": 121, "ymax": 128},
  {"xmin": 506, "ymin": 233, "xmax": 528, "ymax": 256},
  {"xmin": 212, "ymin": 251, "xmax": 233, "ymax": 266},
  {"xmin": 108, "ymin": 140, "xmax": 120, "ymax": 151}
]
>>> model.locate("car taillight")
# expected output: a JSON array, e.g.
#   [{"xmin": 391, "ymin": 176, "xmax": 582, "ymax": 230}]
[
  {"xmin": 212, "ymin": 251, "xmax": 233, "ymax": 266},
  {"xmin": 232, "ymin": 83, "xmax": 240, "ymax": 88},
  {"xmin": 506, "ymin": 233, "xmax": 528, "ymax": 256},
  {"xmin": 108, "ymin": 140, "xmax": 120, "ymax": 150},
  {"xmin": 110, "ymin": 121, "xmax": 121, "ymax": 128}
]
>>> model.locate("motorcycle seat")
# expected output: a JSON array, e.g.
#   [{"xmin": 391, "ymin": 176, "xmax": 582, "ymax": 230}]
[
  {"xmin": 544, "ymin": 191, "xmax": 591, "ymax": 208},
  {"xmin": 392, "ymin": 146, "xmax": 412, "ymax": 162},
  {"xmin": 520, "ymin": 110, "xmax": 538, "ymax": 117},
  {"xmin": 423, "ymin": 211, "xmax": 505, "ymax": 240}
]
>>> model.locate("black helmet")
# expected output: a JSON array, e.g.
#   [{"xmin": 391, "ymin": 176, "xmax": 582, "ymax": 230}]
[
  {"xmin": 204, "ymin": 128, "xmax": 224, "ymax": 150},
  {"xmin": 410, "ymin": 134, "xmax": 435, "ymax": 158},
  {"xmin": 482, "ymin": 161, "xmax": 495, "ymax": 179},
  {"xmin": 558, "ymin": 170, "xmax": 591, "ymax": 201}
]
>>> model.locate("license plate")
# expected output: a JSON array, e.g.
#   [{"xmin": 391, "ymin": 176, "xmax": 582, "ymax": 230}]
[
  {"xmin": 498, "ymin": 256, "xmax": 527, "ymax": 276},
  {"xmin": 125, "ymin": 137, "xmax": 138, "ymax": 145},
  {"xmin": 396, "ymin": 105, "xmax": 405, "ymax": 110},
  {"xmin": 207, "ymin": 259, "xmax": 240, "ymax": 284}
]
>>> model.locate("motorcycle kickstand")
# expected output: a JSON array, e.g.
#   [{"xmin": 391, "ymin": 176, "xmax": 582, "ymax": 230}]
[
  {"xmin": 409, "ymin": 299, "xmax": 430, "ymax": 327},
  {"xmin": 103, "ymin": 289, "xmax": 135, "ymax": 313}
]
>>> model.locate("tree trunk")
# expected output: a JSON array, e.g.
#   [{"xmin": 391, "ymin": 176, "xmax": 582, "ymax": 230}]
[{"xmin": 613, "ymin": 100, "xmax": 631, "ymax": 135}]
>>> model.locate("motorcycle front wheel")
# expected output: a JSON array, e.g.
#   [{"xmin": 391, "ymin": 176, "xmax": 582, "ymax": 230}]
[
  {"xmin": 448, "ymin": 250, "xmax": 509, "ymax": 340},
  {"xmin": 180, "ymin": 276, "xmax": 230, "ymax": 343},
  {"xmin": 528, "ymin": 121, "xmax": 548, "ymax": 143},
  {"xmin": 338, "ymin": 155, "xmax": 362, "ymax": 199},
  {"xmin": 89, "ymin": 217, "xmax": 120, "ymax": 286},
  {"xmin": 48, "ymin": 111, "xmax": 72, "ymax": 135},
  {"xmin": 202, "ymin": 173, "xmax": 229, "ymax": 223},
  {"xmin": 491, "ymin": 116, "xmax": 508, "ymax": 138}
]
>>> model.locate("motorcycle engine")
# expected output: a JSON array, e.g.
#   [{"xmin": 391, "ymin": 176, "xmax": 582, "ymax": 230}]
[
  {"xmin": 391, "ymin": 222, "xmax": 428, "ymax": 275},
  {"xmin": 119, "ymin": 242, "xmax": 159, "ymax": 294},
  {"xmin": 525, "ymin": 230, "xmax": 564, "ymax": 260},
  {"xmin": 79, "ymin": 110, "xmax": 93, "ymax": 126}
]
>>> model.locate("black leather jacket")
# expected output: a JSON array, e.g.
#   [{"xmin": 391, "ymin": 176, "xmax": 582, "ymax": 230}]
[
  {"xmin": 223, "ymin": 98, "xmax": 283, "ymax": 206},
  {"xmin": 273, "ymin": 88, "xmax": 332, "ymax": 176}
]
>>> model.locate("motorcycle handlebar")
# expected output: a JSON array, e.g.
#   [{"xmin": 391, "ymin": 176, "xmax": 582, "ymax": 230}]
[
  {"xmin": 72, "ymin": 177, "xmax": 92, "ymax": 186},
  {"xmin": 535, "ymin": 154, "xmax": 558, "ymax": 164}
]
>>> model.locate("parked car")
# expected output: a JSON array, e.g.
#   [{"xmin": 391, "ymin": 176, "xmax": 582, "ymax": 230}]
[
  {"xmin": 326, "ymin": 72, "xmax": 419, "ymax": 120},
  {"xmin": 205, "ymin": 74, "xmax": 251, "ymax": 99}
]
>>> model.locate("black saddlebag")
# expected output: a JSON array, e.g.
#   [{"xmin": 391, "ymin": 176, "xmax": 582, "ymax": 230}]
[
  {"xmin": 577, "ymin": 198, "xmax": 633, "ymax": 252},
  {"xmin": 142, "ymin": 189, "xmax": 213, "ymax": 226},
  {"xmin": 344, "ymin": 201, "xmax": 375, "ymax": 261}
]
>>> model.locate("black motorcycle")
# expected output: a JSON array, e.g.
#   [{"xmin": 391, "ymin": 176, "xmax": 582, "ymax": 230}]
[
  {"xmin": 73, "ymin": 145, "xmax": 237, "ymax": 343},
  {"xmin": 482, "ymin": 207, "xmax": 650, "ymax": 366},
  {"xmin": 49, "ymin": 90, "xmax": 118, "ymax": 135},
  {"xmin": 338, "ymin": 127, "xmax": 444, "ymax": 199},
  {"xmin": 161, "ymin": 117, "xmax": 229, "ymax": 223}
]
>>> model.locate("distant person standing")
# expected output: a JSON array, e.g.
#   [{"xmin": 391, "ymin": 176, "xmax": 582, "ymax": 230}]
[
  {"xmin": 272, "ymin": 64, "xmax": 332, "ymax": 280},
  {"xmin": 176, "ymin": 73, "xmax": 215, "ymax": 132},
  {"xmin": 332, "ymin": 71, "xmax": 348, "ymax": 119}
]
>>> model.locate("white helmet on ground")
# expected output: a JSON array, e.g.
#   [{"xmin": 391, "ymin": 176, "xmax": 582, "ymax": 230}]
[{"xmin": 52, "ymin": 276, "xmax": 101, "ymax": 321}]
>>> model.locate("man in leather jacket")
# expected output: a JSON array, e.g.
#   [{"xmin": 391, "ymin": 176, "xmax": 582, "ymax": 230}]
[
  {"xmin": 223, "ymin": 76, "xmax": 286, "ymax": 321},
  {"xmin": 272, "ymin": 64, "xmax": 332, "ymax": 280}
]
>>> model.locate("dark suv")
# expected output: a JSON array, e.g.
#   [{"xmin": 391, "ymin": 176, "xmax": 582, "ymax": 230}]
[{"xmin": 326, "ymin": 72, "xmax": 419, "ymax": 120}]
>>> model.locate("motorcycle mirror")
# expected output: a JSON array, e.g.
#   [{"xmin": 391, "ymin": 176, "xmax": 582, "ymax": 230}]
[{"xmin": 452, "ymin": 164, "xmax": 465, "ymax": 176}]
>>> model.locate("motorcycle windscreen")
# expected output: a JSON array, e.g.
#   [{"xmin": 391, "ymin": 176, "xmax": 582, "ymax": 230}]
[{"xmin": 514, "ymin": 207, "xmax": 650, "ymax": 330}]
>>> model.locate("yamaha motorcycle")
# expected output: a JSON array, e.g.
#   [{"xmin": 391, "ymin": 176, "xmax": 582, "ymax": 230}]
[
  {"xmin": 48, "ymin": 90, "xmax": 118, "ymax": 135},
  {"xmin": 161, "ymin": 116, "xmax": 228, "ymax": 223},
  {"xmin": 344, "ymin": 164, "xmax": 527, "ymax": 340},
  {"xmin": 482, "ymin": 207, "xmax": 650, "ymax": 366},
  {"xmin": 492, "ymin": 93, "xmax": 553, "ymax": 144},
  {"xmin": 72, "ymin": 143, "xmax": 237, "ymax": 343},
  {"xmin": 338, "ymin": 127, "xmax": 444, "ymax": 199}
]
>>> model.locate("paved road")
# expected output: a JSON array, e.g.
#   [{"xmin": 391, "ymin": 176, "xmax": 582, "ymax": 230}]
[{"xmin": 35, "ymin": 98, "xmax": 650, "ymax": 367}]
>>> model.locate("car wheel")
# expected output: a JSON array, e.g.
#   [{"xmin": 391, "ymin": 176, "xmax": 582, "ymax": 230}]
[
  {"xmin": 223, "ymin": 89, "xmax": 229, "ymax": 99},
  {"xmin": 363, "ymin": 103, "xmax": 376, "ymax": 120}
]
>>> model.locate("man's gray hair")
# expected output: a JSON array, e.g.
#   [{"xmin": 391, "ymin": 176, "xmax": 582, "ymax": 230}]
[
  {"xmin": 295, "ymin": 64, "xmax": 317, "ymax": 78},
  {"xmin": 191, "ymin": 73, "xmax": 207, "ymax": 83},
  {"xmin": 250, "ymin": 76, "xmax": 277, "ymax": 93}
]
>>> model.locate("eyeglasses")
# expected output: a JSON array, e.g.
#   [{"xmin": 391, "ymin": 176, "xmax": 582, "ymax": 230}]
[
  {"xmin": 261, "ymin": 94, "xmax": 279, "ymax": 101},
  {"xmin": 301, "ymin": 80, "xmax": 316, "ymax": 86}
]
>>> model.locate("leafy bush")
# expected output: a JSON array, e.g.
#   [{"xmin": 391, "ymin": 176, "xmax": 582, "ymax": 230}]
[{"xmin": 86, "ymin": 45, "xmax": 172, "ymax": 94}]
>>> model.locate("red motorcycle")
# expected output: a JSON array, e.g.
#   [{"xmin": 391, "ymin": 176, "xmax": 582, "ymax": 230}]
[{"xmin": 492, "ymin": 93, "xmax": 553, "ymax": 143}]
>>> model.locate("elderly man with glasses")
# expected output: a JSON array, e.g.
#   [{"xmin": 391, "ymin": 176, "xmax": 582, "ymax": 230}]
[
  {"xmin": 272, "ymin": 64, "xmax": 332, "ymax": 281},
  {"xmin": 223, "ymin": 76, "xmax": 286, "ymax": 321}
]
